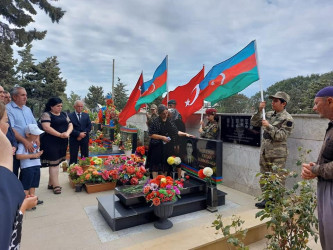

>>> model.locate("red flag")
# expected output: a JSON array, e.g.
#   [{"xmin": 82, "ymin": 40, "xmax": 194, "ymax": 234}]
[
  {"xmin": 118, "ymin": 73, "xmax": 143, "ymax": 126},
  {"xmin": 162, "ymin": 66, "xmax": 204, "ymax": 122}
]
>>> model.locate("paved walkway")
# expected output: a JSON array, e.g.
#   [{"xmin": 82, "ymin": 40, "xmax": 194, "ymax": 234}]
[{"xmin": 20, "ymin": 168, "xmax": 321, "ymax": 250}]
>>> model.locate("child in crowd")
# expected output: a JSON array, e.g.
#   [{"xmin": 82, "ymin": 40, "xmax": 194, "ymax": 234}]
[{"xmin": 16, "ymin": 124, "xmax": 44, "ymax": 208}]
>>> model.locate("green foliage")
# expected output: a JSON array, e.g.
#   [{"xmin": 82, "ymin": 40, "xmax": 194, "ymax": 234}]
[
  {"xmin": 85, "ymin": 85, "xmax": 105, "ymax": 109},
  {"xmin": 216, "ymin": 94, "xmax": 251, "ymax": 113},
  {"xmin": 0, "ymin": 0, "xmax": 65, "ymax": 47},
  {"xmin": 0, "ymin": 42, "xmax": 18, "ymax": 89},
  {"xmin": 113, "ymin": 78, "xmax": 128, "ymax": 110},
  {"xmin": 255, "ymin": 148, "xmax": 318, "ymax": 249},
  {"xmin": 212, "ymin": 214, "xmax": 249, "ymax": 250}
]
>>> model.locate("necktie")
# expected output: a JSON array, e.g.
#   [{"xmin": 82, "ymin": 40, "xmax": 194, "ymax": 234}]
[{"xmin": 78, "ymin": 113, "xmax": 81, "ymax": 121}]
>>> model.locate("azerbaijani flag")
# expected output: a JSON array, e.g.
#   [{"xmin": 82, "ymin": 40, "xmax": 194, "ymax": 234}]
[
  {"xmin": 199, "ymin": 40, "xmax": 259, "ymax": 105},
  {"xmin": 135, "ymin": 57, "xmax": 167, "ymax": 110}
]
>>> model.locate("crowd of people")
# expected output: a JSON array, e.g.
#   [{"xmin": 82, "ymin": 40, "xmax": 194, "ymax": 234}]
[{"xmin": 1, "ymin": 84, "xmax": 333, "ymax": 249}]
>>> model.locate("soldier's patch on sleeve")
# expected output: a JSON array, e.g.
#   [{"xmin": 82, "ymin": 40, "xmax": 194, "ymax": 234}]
[{"xmin": 286, "ymin": 121, "xmax": 293, "ymax": 127}]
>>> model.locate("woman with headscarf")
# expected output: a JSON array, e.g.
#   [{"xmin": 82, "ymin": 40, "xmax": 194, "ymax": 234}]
[
  {"xmin": 146, "ymin": 104, "xmax": 194, "ymax": 178},
  {"xmin": 40, "ymin": 97, "xmax": 73, "ymax": 194}
]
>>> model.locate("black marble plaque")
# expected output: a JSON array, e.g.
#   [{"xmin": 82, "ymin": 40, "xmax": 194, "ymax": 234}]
[
  {"xmin": 221, "ymin": 115, "xmax": 261, "ymax": 147},
  {"xmin": 180, "ymin": 138, "xmax": 223, "ymax": 184}
]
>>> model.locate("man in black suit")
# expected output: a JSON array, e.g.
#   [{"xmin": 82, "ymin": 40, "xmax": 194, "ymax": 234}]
[{"xmin": 69, "ymin": 100, "xmax": 92, "ymax": 165}]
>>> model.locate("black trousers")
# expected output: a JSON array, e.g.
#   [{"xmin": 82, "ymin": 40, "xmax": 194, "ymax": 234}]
[
  {"xmin": 69, "ymin": 138, "xmax": 89, "ymax": 165},
  {"xmin": 13, "ymin": 156, "xmax": 20, "ymax": 177}
]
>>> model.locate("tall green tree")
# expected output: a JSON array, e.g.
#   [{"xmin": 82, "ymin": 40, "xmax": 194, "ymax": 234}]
[
  {"xmin": 0, "ymin": 0, "xmax": 65, "ymax": 47},
  {"xmin": 85, "ymin": 86, "xmax": 104, "ymax": 109},
  {"xmin": 0, "ymin": 42, "xmax": 18, "ymax": 89},
  {"xmin": 16, "ymin": 43, "xmax": 36, "ymax": 80},
  {"xmin": 67, "ymin": 91, "xmax": 81, "ymax": 110},
  {"xmin": 113, "ymin": 78, "xmax": 128, "ymax": 110},
  {"xmin": 23, "ymin": 56, "xmax": 67, "ymax": 116}
]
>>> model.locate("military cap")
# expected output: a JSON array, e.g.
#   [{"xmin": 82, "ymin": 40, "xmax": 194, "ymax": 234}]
[
  {"xmin": 315, "ymin": 86, "xmax": 333, "ymax": 97},
  {"xmin": 150, "ymin": 104, "xmax": 157, "ymax": 110},
  {"xmin": 269, "ymin": 91, "xmax": 290, "ymax": 103},
  {"xmin": 168, "ymin": 99, "xmax": 176, "ymax": 105},
  {"xmin": 205, "ymin": 108, "xmax": 217, "ymax": 116}
]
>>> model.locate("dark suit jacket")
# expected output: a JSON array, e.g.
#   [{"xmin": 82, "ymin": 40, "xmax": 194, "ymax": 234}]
[{"xmin": 68, "ymin": 112, "xmax": 92, "ymax": 140}]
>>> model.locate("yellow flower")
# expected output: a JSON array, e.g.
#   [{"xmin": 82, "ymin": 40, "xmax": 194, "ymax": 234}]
[
  {"xmin": 161, "ymin": 178, "xmax": 167, "ymax": 183},
  {"xmin": 167, "ymin": 156, "xmax": 175, "ymax": 165}
]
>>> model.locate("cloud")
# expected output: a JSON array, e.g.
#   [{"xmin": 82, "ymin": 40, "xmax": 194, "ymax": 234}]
[{"xmin": 11, "ymin": 0, "xmax": 333, "ymax": 99}]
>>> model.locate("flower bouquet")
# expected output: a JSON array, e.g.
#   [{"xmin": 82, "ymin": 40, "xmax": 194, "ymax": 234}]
[
  {"xmin": 89, "ymin": 143, "xmax": 107, "ymax": 154},
  {"xmin": 112, "ymin": 133, "xmax": 121, "ymax": 151},
  {"xmin": 118, "ymin": 159, "xmax": 147, "ymax": 185},
  {"xmin": 143, "ymin": 175, "xmax": 184, "ymax": 206},
  {"xmin": 167, "ymin": 156, "xmax": 182, "ymax": 179},
  {"xmin": 67, "ymin": 164, "xmax": 84, "ymax": 188},
  {"xmin": 136, "ymin": 146, "xmax": 146, "ymax": 158},
  {"xmin": 198, "ymin": 167, "xmax": 214, "ymax": 186},
  {"xmin": 104, "ymin": 155, "xmax": 128, "ymax": 169}
]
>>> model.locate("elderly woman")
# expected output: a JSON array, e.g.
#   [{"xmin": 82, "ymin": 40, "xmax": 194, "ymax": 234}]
[
  {"xmin": 147, "ymin": 104, "xmax": 194, "ymax": 178},
  {"xmin": 199, "ymin": 108, "xmax": 219, "ymax": 139},
  {"xmin": 40, "ymin": 97, "xmax": 73, "ymax": 194}
]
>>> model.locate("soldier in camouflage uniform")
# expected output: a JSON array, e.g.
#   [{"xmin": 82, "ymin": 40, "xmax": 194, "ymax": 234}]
[
  {"xmin": 199, "ymin": 108, "xmax": 219, "ymax": 139},
  {"xmin": 250, "ymin": 91, "xmax": 294, "ymax": 209}
]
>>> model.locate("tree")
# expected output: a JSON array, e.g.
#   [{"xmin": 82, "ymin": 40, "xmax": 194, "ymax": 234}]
[
  {"xmin": 113, "ymin": 78, "xmax": 128, "ymax": 110},
  {"xmin": 67, "ymin": 91, "xmax": 81, "ymax": 109},
  {"xmin": 0, "ymin": 0, "xmax": 65, "ymax": 47},
  {"xmin": 23, "ymin": 56, "xmax": 67, "ymax": 116},
  {"xmin": 85, "ymin": 85, "xmax": 104, "ymax": 109},
  {"xmin": 216, "ymin": 94, "xmax": 250, "ymax": 113},
  {"xmin": 16, "ymin": 43, "xmax": 36, "ymax": 80},
  {"xmin": 0, "ymin": 42, "xmax": 18, "ymax": 90}
]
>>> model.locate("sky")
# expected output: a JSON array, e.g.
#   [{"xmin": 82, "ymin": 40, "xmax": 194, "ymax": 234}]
[{"xmin": 12, "ymin": 0, "xmax": 333, "ymax": 99}]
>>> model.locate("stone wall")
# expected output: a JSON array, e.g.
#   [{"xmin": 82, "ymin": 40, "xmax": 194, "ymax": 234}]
[{"xmin": 126, "ymin": 112, "xmax": 328, "ymax": 196}]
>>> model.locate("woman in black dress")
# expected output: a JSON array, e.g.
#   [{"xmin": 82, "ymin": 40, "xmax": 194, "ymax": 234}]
[
  {"xmin": 147, "ymin": 104, "xmax": 194, "ymax": 178},
  {"xmin": 40, "ymin": 97, "xmax": 73, "ymax": 194}
]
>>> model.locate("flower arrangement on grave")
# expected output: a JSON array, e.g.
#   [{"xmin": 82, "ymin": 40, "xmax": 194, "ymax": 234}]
[
  {"xmin": 167, "ymin": 156, "xmax": 182, "ymax": 175},
  {"xmin": 118, "ymin": 159, "xmax": 147, "ymax": 185},
  {"xmin": 81, "ymin": 166, "xmax": 119, "ymax": 184},
  {"xmin": 104, "ymin": 155, "xmax": 128, "ymax": 166},
  {"xmin": 89, "ymin": 143, "xmax": 107, "ymax": 154},
  {"xmin": 112, "ymin": 133, "xmax": 121, "ymax": 146},
  {"xmin": 98, "ymin": 97, "xmax": 119, "ymax": 126},
  {"xmin": 198, "ymin": 167, "xmax": 214, "ymax": 186},
  {"xmin": 120, "ymin": 138, "xmax": 132, "ymax": 151},
  {"xmin": 136, "ymin": 146, "xmax": 146, "ymax": 158},
  {"xmin": 143, "ymin": 175, "xmax": 184, "ymax": 206},
  {"xmin": 78, "ymin": 157, "xmax": 91, "ymax": 167}
]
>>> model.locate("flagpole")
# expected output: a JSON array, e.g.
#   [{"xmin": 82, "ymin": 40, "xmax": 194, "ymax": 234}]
[
  {"xmin": 112, "ymin": 59, "xmax": 115, "ymax": 102},
  {"xmin": 254, "ymin": 40, "xmax": 265, "ymax": 120},
  {"xmin": 166, "ymin": 55, "xmax": 169, "ymax": 105}
]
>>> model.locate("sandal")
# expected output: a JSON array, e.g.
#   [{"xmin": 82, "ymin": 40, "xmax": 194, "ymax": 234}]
[
  {"xmin": 48, "ymin": 185, "xmax": 53, "ymax": 190},
  {"xmin": 53, "ymin": 186, "xmax": 62, "ymax": 194}
]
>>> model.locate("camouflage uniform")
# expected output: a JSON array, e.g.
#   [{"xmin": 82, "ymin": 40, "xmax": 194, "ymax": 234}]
[
  {"xmin": 251, "ymin": 109, "xmax": 294, "ymax": 176},
  {"xmin": 200, "ymin": 120, "xmax": 219, "ymax": 139}
]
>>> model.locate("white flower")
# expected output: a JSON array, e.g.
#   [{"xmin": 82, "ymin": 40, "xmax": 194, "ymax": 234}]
[
  {"xmin": 203, "ymin": 167, "xmax": 213, "ymax": 177},
  {"xmin": 174, "ymin": 157, "xmax": 181, "ymax": 165}
]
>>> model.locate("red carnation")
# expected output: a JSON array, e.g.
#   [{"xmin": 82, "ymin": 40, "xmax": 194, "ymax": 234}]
[
  {"xmin": 198, "ymin": 169, "xmax": 206, "ymax": 179},
  {"xmin": 130, "ymin": 177, "xmax": 139, "ymax": 185}
]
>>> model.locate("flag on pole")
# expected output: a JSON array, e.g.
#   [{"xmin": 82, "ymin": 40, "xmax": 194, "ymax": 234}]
[
  {"xmin": 135, "ymin": 57, "xmax": 168, "ymax": 110},
  {"xmin": 199, "ymin": 40, "xmax": 259, "ymax": 105},
  {"xmin": 162, "ymin": 66, "xmax": 205, "ymax": 122},
  {"xmin": 118, "ymin": 73, "xmax": 144, "ymax": 126}
]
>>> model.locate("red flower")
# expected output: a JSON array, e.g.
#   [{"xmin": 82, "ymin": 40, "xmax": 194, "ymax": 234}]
[
  {"xmin": 186, "ymin": 175, "xmax": 190, "ymax": 180},
  {"xmin": 152, "ymin": 197, "xmax": 161, "ymax": 206},
  {"xmin": 143, "ymin": 186, "xmax": 150, "ymax": 194},
  {"xmin": 136, "ymin": 172, "xmax": 143, "ymax": 179},
  {"xmin": 90, "ymin": 160, "xmax": 95, "ymax": 165},
  {"xmin": 126, "ymin": 166, "xmax": 135, "ymax": 175},
  {"xmin": 198, "ymin": 169, "xmax": 206, "ymax": 179},
  {"xmin": 139, "ymin": 166, "xmax": 146, "ymax": 174},
  {"xmin": 130, "ymin": 177, "xmax": 139, "ymax": 185}
]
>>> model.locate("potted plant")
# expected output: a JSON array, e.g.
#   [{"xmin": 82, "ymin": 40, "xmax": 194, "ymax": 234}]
[
  {"xmin": 81, "ymin": 165, "xmax": 118, "ymax": 193},
  {"xmin": 143, "ymin": 175, "xmax": 184, "ymax": 229},
  {"xmin": 122, "ymin": 138, "xmax": 132, "ymax": 157},
  {"xmin": 112, "ymin": 133, "xmax": 121, "ymax": 151},
  {"xmin": 60, "ymin": 161, "xmax": 69, "ymax": 172},
  {"xmin": 198, "ymin": 167, "xmax": 217, "ymax": 212},
  {"xmin": 73, "ymin": 176, "xmax": 85, "ymax": 192},
  {"xmin": 78, "ymin": 157, "xmax": 92, "ymax": 171},
  {"xmin": 67, "ymin": 164, "xmax": 84, "ymax": 188}
]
